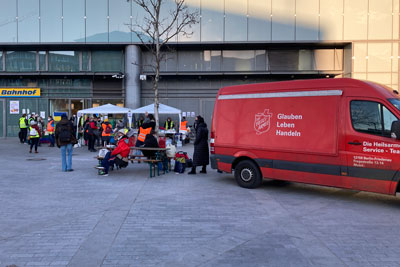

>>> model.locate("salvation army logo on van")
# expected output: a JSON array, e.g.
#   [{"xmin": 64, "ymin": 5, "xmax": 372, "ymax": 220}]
[{"xmin": 254, "ymin": 109, "xmax": 272, "ymax": 135}]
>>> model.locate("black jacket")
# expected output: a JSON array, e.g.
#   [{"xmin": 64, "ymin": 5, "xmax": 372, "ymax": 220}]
[
  {"xmin": 142, "ymin": 134, "xmax": 159, "ymax": 159},
  {"xmin": 193, "ymin": 122, "xmax": 209, "ymax": 166},
  {"xmin": 55, "ymin": 118, "xmax": 75, "ymax": 147}
]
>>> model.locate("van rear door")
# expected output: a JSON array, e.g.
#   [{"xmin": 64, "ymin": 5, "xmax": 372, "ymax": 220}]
[{"xmin": 345, "ymin": 97, "xmax": 399, "ymax": 194}]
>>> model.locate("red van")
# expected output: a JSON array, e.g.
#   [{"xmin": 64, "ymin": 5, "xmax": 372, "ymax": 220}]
[{"xmin": 210, "ymin": 78, "xmax": 400, "ymax": 195}]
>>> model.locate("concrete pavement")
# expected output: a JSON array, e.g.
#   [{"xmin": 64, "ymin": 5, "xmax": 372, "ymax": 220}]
[{"xmin": 1, "ymin": 138, "xmax": 400, "ymax": 266}]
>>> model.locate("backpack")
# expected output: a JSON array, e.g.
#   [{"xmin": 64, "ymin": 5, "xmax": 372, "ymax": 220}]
[
  {"xmin": 29, "ymin": 127, "xmax": 38, "ymax": 136},
  {"xmin": 59, "ymin": 125, "xmax": 72, "ymax": 142},
  {"xmin": 105, "ymin": 124, "xmax": 112, "ymax": 134}
]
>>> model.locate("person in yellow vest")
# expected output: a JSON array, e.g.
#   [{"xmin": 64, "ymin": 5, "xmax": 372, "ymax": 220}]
[
  {"xmin": 19, "ymin": 114, "xmax": 28, "ymax": 144},
  {"xmin": 101, "ymin": 118, "xmax": 113, "ymax": 146},
  {"xmin": 47, "ymin": 116, "xmax": 55, "ymax": 147},
  {"xmin": 28, "ymin": 120, "xmax": 41, "ymax": 153},
  {"xmin": 164, "ymin": 117, "xmax": 175, "ymax": 131}
]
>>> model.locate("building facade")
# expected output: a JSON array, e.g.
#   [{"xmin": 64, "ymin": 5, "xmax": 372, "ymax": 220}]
[{"xmin": 0, "ymin": 0, "xmax": 398, "ymax": 136}]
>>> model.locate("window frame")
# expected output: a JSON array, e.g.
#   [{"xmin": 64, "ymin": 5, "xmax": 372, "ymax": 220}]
[{"xmin": 350, "ymin": 100, "xmax": 399, "ymax": 138}]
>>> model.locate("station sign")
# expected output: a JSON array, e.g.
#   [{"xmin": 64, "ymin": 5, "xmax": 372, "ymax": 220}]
[{"xmin": 0, "ymin": 88, "xmax": 41, "ymax": 98}]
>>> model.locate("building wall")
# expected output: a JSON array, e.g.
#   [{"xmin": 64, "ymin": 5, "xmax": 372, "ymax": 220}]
[{"xmin": 0, "ymin": 0, "xmax": 399, "ymax": 134}]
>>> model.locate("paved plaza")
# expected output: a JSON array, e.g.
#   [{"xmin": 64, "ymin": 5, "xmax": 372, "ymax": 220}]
[{"xmin": 1, "ymin": 139, "xmax": 400, "ymax": 266}]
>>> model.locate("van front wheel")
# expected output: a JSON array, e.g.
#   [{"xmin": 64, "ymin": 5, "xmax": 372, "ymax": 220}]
[{"xmin": 234, "ymin": 160, "xmax": 262, "ymax": 189}]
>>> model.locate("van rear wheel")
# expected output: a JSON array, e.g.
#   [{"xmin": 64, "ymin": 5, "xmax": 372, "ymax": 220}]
[{"xmin": 234, "ymin": 160, "xmax": 262, "ymax": 189}]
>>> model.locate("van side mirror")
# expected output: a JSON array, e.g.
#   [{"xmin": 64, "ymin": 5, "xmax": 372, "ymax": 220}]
[{"xmin": 390, "ymin": 121, "xmax": 400, "ymax": 139}]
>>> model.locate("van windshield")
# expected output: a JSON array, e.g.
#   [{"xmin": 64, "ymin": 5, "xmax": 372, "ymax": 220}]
[{"xmin": 389, "ymin": 98, "xmax": 400, "ymax": 112}]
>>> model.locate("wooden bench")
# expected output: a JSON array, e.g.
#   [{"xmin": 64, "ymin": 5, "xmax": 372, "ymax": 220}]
[{"xmin": 95, "ymin": 156, "xmax": 166, "ymax": 178}]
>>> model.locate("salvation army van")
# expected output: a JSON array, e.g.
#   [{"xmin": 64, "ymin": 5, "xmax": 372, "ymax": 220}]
[{"xmin": 210, "ymin": 78, "xmax": 400, "ymax": 195}]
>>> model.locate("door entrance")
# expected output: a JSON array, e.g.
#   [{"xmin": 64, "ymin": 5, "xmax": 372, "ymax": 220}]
[{"xmin": 71, "ymin": 99, "xmax": 84, "ymax": 116}]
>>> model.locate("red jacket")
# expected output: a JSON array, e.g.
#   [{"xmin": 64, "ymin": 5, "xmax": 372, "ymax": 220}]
[{"xmin": 111, "ymin": 137, "xmax": 130, "ymax": 158}]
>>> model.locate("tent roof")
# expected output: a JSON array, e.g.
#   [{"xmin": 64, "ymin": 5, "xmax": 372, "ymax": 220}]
[
  {"xmin": 131, "ymin": 103, "xmax": 181, "ymax": 114},
  {"xmin": 77, "ymin": 103, "xmax": 132, "ymax": 116}
]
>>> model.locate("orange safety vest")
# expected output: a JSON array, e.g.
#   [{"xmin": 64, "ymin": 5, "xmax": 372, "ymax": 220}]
[
  {"xmin": 102, "ymin": 123, "xmax": 111, "ymax": 137},
  {"xmin": 138, "ymin": 127, "xmax": 152, "ymax": 142},
  {"xmin": 47, "ymin": 120, "xmax": 54, "ymax": 133},
  {"xmin": 180, "ymin": 121, "xmax": 188, "ymax": 131}
]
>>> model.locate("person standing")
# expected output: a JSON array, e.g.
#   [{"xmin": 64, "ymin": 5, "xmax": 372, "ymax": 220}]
[
  {"xmin": 47, "ymin": 116, "xmax": 55, "ymax": 147},
  {"xmin": 28, "ymin": 120, "xmax": 41, "ymax": 153},
  {"xmin": 19, "ymin": 114, "xmax": 28, "ymax": 144},
  {"xmin": 87, "ymin": 117, "xmax": 98, "ymax": 152},
  {"xmin": 101, "ymin": 118, "xmax": 112, "ymax": 146},
  {"xmin": 55, "ymin": 114, "xmax": 76, "ymax": 172},
  {"xmin": 188, "ymin": 116, "xmax": 209, "ymax": 174},
  {"xmin": 164, "ymin": 117, "xmax": 174, "ymax": 130}
]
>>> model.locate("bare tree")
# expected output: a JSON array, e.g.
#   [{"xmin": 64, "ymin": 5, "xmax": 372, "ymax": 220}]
[{"xmin": 131, "ymin": 0, "xmax": 198, "ymax": 133}]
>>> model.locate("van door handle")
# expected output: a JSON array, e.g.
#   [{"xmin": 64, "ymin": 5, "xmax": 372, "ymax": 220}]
[{"xmin": 348, "ymin": 141, "xmax": 362, "ymax": 145}]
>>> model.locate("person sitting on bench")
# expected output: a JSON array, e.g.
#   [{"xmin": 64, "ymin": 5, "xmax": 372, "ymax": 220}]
[
  {"xmin": 141, "ymin": 130, "xmax": 159, "ymax": 159},
  {"xmin": 96, "ymin": 129, "xmax": 130, "ymax": 176}
]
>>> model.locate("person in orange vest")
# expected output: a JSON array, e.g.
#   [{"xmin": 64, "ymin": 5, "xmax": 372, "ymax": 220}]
[
  {"xmin": 47, "ymin": 116, "xmax": 55, "ymax": 147},
  {"xmin": 180, "ymin": 117, "xmax": 188, "ymax": 132},
  {"xmin": 135, "ymin": 114, "xmax": 155, "ymax": 147},
  {"xmin": 101, "ymin": 118, "xmax": 113, "ymax": 146}
]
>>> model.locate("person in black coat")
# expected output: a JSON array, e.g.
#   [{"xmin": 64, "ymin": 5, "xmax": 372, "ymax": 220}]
[{"xmin": 188, "ymin": 116, "xmax": 209, "ymax": 174}]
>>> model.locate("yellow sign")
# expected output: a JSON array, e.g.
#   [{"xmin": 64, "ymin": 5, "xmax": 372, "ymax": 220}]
[{"xmin": 0, "ymin": 88, "xmax": 41, "ymax": 98}]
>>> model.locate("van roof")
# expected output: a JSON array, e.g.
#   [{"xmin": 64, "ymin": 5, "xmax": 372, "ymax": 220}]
[{"xmin": 218, "ymin": 78, "xmax": 398, "ymax": 99}]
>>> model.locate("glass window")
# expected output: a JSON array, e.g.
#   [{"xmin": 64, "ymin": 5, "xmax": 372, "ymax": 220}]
[
  {"xmin": 0, "ymin": 0, "xmax": 17, "ymax": 42},
  {"xmin": 40, "ymin": 0, "xmax": 62, "ymax": 42},
  {"xmin": 0, "ymin": 52, "xmax": 3, "ymax": 71},
  {"xmin": 298, "ymin": 50, "xmax": 314, "ymax": 70},
  {"xmin": 165, "ymin": 52, "xmax": 177, "ymax": 72},
  {"xmin": 392, "ymin": 73, "xmax": 398, "ymax": 87},
  {"xmin": 178, "ymin": 51, "xmax": 203, "ymax": 71},
  {"xmin": 272, "ymin": 0, "xmax": 295, "ymax": 41},
  {"xmin": 367, "ymin": 73, "xmax": 391, "ymax": 85},
  {"xmin": 48, "ymin": 51, "xmax": 79, "ymax": 72},
  {"xmin": 39, "ymin": 51, "xmax": 46, "ymax": 71},
  {"xmin": 269, "ymin": 50, "xmax": 299, "ymax": 71},
  {"xmin": 222, "ymin": 51, "xmax": 255, "ymax": 71},
  {"xmin": 344, "ymin": 0, "xmax": 368, "ymax": 40},
  {"xmin": 368, "ymin": 43, "xmax": 391, "ymax": 72},
  {"xmin": 82, "ymin": 51, "xmax": 90, "ymax": 71},
  {"xmin": 353, "ymin": 43, "xmax": 367, "ymax": 73},
  {"xmin": 142, "ymin": 53, "xmax": 155, "ymax": 72},
  {"xmin": 393, "ymin": 43, "xmax": 398, "ymax": 72},
  {"xmin": 334, "ymin": 49, "xmax": 343, "ymax": 71},
  {"xmin": 319, "ymin": 0, "xmax": 343, "ymax": 40},
  {"xmin": 351, "ymin": 101, "xmax": 383, "ymax": 135},
  {"xmin": 86, "ymin": 0, "xmax": 108, "ymax": 42},
  {"xmin": 178, "ymin": 0, "xmax": 200, "ymax": 42},
  {"xmin": 248, "ymin": 0, "xmax": 271, "ymax": 41},
  {"xmin": 369, "ymin": 0, "xmax": 392, "ymax": 40},
  {"xmin": 394, "ymin": 1, "xmax": 399, "ymax": 40},
  {"xmin": 201, "ymin": 0, "xmax": 224, "ymax": 41},
  {"xmin": 18, "ymin": 0, "xmax": 39, "ymax": 42},
  {"xmin": 383, "ymin": 106, "xmax": 398, "ymax": 136},
  {"xmin": 159, "ymin": 1, "xmax": 178, "ymax": 42},
  {"xmin": 63, "ymin": 0, "xmax": 85, "ymax": 42},
  {"xmin": 296, "ymin": 0, "xmax": 319, "ymax": 41},
  {"xmin": 91, "ymin": 51, "xmax": 123, "ymax": 72},
  {"xmin": 5, "ymin": 51, "xmax": 36, "ymax": 72},
  {"xmin": 109, "ymin": 0, "xmax": 131, "ymax": 42},
  {"xmin": 255, "ymin": 50, "xmax": 267, "ymax": 71},
  {"xmin": 389, "ymin": 98, "xmax": 400, "ymax": 112},
  {"xmin": 314, "ymin": 49, "xmax": 335, "ymax": 70},
  {"xmin": 203, "ymin": 51, "xmax": 221, "ymax": 71},
  {"xmin": 225, "ymin": 0, "xmax": 247, "ymax": 41}
]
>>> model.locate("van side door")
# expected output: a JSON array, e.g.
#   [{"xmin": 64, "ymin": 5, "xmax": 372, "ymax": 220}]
[{"xmin": 345, "ymin": 98, "xmax": 400, "ymax": 194}]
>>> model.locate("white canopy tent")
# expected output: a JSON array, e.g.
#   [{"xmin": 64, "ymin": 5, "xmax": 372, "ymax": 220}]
[
  {"xmin": 131, "ymin": 103, "xmax": 182, "ymax": 129},
  {"xmin": 77, "ymin": 103, "xmax": 134, "ymax": 129}
]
